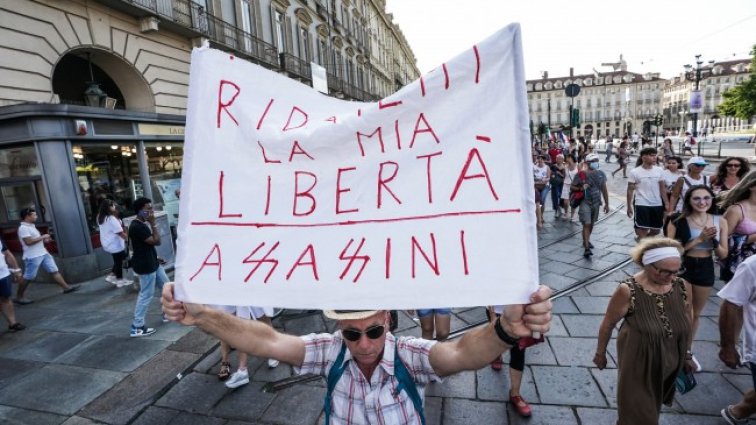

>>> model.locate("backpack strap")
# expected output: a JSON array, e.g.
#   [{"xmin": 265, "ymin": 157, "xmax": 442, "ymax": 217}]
[
  {"xmin": 323, "ymin": 342, "xmax": 348, "ymax": 425},
  {"xmin": 393, "ymin": 343, "xmax": 426, "ymax": 425}
]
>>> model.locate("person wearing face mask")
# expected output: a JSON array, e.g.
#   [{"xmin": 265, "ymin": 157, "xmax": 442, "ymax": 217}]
[
  {"xmin": 128, "ymin": 197, "xmax": 169, "ymax": 337},
  {"xmin": 571, "ymin": 154, "xmax": 609, "ymax": 258}
]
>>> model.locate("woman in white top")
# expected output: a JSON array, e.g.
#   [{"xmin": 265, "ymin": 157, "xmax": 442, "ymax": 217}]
[
  {"xmin": 560, "ymin": 155, "xmax": 579, "ymax": 221},
  {"xmin": 97, "ymin": 200, "xmax": 130, "ymax": 286},
  {"xmin": 533, "ymin": 155, "xmax": 551, "ymax": 229},
  {"xmin": 668, "ymin": 157, "xmax": 710, "ymax": 213},
  {"xmin": 661, "ymin": 156, "xmax": 684, "ymax": 208}
]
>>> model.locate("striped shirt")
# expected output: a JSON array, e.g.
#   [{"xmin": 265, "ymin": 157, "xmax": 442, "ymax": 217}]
[{"xmin": 296, "ymin": 332, "xmax": 440, "ymax": 425}]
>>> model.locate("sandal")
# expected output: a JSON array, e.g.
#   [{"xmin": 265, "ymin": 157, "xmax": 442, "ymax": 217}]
[
  {"xmin": 509, "ymin": 394, "xmax": 532, "ymax": 418},
  {"xmin": 8, "ymin": 323, "xmax": 26, "ymax": 332},
  {"xmin": 218, "ymin": 361, "xmax": 231, "ymax": 381}
]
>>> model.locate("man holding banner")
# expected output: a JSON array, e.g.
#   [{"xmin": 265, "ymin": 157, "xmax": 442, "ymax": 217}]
[{"xmin": 162, "ymin": 284, "xmax": 552, "ymax": 423}]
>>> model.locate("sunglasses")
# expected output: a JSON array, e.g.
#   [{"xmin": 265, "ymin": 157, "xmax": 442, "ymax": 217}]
[
  {"xmin": 691, "ymin": 196, "xmax": 712, "ymax": 202},
  {"xmin": 726, "ymin": 163, "xmax": 741, "ymax": 168},
  {"xmin": 342, "ymin": 324, "xmax": 385, "ymax": 342},
  {"xmin": 650, "ymin": 263, "xmax": 685, "ymax": 277}
]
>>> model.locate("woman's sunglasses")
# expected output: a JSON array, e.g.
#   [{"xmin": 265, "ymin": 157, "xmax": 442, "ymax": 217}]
[{"xmin": 342, "ymin": 325, "xmax": 385, "ymax": 342}]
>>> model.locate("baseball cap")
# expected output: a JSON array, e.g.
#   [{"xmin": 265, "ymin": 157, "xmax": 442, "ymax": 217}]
[
  {"xmin": 687, "ymin": 156, "xmax": 707, "ymax": 167},
  {"xmin": 585, "ymin": 153, "xmax": 599, "ymax": 162}
]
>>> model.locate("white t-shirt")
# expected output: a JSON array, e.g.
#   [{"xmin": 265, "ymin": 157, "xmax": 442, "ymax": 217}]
[
  {"xmin": 661, "ymin": 169, "xmax": 682, "ymax": 193},
  {"xmin": 18, "ymin": 222, "xmax": 47, "ymax": 259},
  {"xmin": 628, "ymin": 166, "xmax": 664, "ymax": 206},
  {"xmin": 0, "ymin": 240, "xmax": 10, "ymax": 280},
  {"xmin": 533, "ymin": 164, "xmax": 549, "ymax": 185},
  {"xmin": 717, "ymin": 255, "xmax": 756, "ymax": 364},
  {"xmin": 98, "ymin": 215, "xmax": 126, "ymax": 254}
]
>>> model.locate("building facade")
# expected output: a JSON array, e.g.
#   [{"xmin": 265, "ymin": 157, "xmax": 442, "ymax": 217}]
[
  {"xmin": 526, "ymin": 69, "xmax": 665, "ymax": 141},
  {"xmin": 0, "ymin": 0, "xmax": 419, "ymax": 281},
  {"xmin": 661, "ymin": 59, "xmax": 752, "ymax": 135}
]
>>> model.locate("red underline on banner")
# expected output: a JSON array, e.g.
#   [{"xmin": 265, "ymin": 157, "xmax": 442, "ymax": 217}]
[{"xmin": 191, "ymin": 209, "xmax": 522, "ymax": 228}]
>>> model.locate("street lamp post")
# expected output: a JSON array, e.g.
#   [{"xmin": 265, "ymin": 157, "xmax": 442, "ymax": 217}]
[{"xmin": 683, "ymin": 55, "xmax": 714, "ymax": 155}]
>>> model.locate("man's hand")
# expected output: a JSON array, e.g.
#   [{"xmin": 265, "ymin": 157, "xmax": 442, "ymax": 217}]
[
  {"xmin": 603, "ymin": 204, "xmax": 610, "ymax": 214},
  {"xmin": 626, "ymin": 206, "xmax": 634, "ymax": 218},
  {"xmin": 593, "ymin": 352, "xmax": 607, "ymax": 370},
  {"xmin": 719, "ymin": 346, "xmax": 741, "ymax": 369},
  {"xmin": 500, "ymin": 285, "xmax": 552, "ymax": 338},
  {"xmin": 161, "ymin": 282, "xmax": 205, "ymax": 326}
]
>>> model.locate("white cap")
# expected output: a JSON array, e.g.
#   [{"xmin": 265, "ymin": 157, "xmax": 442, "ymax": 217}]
[{"xmin": 687, "ymin": 156, "xmax": 707, "ymax": 167}]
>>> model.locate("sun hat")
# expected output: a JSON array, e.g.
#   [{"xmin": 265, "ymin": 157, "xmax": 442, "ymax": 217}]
[{"xmin": 323, "ymin": 310, "xmax": 381, "ymax": 320}]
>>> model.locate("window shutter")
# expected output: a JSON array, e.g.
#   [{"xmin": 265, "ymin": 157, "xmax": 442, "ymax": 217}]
[{"xmin": 284, "ymin": 16, "xmax": 294, "ymax": 54}]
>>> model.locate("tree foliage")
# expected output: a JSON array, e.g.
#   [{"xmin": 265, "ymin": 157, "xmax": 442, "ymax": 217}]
[{"xmin": 717, "ymin": 45, "xmax": 756, "ymax": 121}]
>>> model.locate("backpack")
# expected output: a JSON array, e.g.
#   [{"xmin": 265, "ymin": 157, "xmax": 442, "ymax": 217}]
[
  {"xmin": 324, "ymin": 341, "xmax": 426, "ymax": 425},
  {"xmin": 690, "ymin": 137, "xmax": 697, "ymax": 145},
  {"xmin": 569, "ymin": 171, "xmax": 587, "ymax": 208}
]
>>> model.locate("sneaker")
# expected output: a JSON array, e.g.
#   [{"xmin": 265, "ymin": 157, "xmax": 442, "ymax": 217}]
[
  {"xmin": 63, "ymin": 285, "xmax": 80, "ymax": 294},
  {"xmin": 509, "ymin": 394, "xmax": 532, "ymax": 418},
  {"xmin": 115, "ymin": 279, "xmax": 133, "ymax": 287},
  {"xmin": 267, "ymin": 358, "xmax": 280, "ymax": 368},
  {"xmin": 225, "ymin": 369, "xmax": 249, "ymax": 389},
  {"xmin": 162, "ymin": 314, "xmax": 170, "ymax": 323},
  {"xmin": 13, "ymin": 298, "xmax": 33, "ymax": 305},
  {"xmin": 583, "ymin": 249, "xmax": 593, "ymax": 258},
  {"xmin": 691, "ymin": 354, "xmax": 702, "ymax": 372},
  {"xmin": 130, "ymin": 325, "xmax": 156, "ymax": 337},
  {"xmin": 8, "ymin": 323, "xmax": 26, "ymax": 332},
  {"xmin": 105, "ymin": 275, "xmax": 117, "ymax": 284},
  {"xmin": 721, "ymin": 405, "xmax": 747, "ymax": 425}
]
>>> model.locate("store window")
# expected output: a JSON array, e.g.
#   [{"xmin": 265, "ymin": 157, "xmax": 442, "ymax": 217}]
[
  {"xmin": 73, "ymin": 144, "xmax": 140, "ymax": 234},
  {"xmin": 144, "ymin": 143, "xmax": 183, "ymax": 228}
]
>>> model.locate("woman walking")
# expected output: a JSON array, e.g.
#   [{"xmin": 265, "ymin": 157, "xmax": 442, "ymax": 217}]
[
  {"xmin": 612, "ymin": 140, "xmax": 630, "ymax": 178},
  {"xmin": 668, "ymin": 157, "xmax": 710, "ymax": 213},
  {"xmin": 533, "ymin": 155, "xmax": 551, "ymax": 217},
  {"xmin": 550, "ymin": 154, "xmax": 566, "ymax": 218},
  {"xmin": 97, "ymin": 200, "xmax": 131, "ymax": 287},
  {"xmin": 666, "ymin": 185, "xmax": 728, "ymax": 371},
  {"xmin": 720, "ymin": 171, "xmax": 756, "ymax": 282},
  {"xmin": 662, "ymin": 138, "xmax": 675, "ymax": 161},
  {"xmin": 560, "ymin": 155, "xmax": 579, "ymax": 220},
  {"xmin": 594, "ymin": 238, "xmax": 695, "ymax": 425}
]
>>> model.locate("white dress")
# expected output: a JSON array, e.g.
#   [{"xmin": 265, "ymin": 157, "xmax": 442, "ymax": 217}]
[{"xmin": 561, "ymin": 167, "xmax": 579, "ymax": 200}]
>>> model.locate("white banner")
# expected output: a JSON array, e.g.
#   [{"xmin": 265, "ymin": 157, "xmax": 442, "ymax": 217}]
[
  {"xmin": 174, "ymin": 24, "xmax": 538, "ymax": 309},
  {"xmin": 689, "ymin": 90, "xmax": 703, "ymax": 114}
]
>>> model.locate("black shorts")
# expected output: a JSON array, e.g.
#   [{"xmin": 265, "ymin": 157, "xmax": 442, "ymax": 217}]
[
  {"xmin": 0, "ymin": 275, "xmax": 11, "ymax": 298},
  {"xmin": 680, "ymin": 256, "xmax": 715, "ymax": 287},
  {"xmin": 634, "ymin": 204, "xmax": 664, "ymax": 230}
]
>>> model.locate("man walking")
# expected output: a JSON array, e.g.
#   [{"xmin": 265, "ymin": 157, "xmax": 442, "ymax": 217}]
[
  {"xmin": 129, "ymin": 197, "xmax": 169, "ymax": 337},
  {"xmin": 604, "ymin": 136, "xmax": 614, "ymax": 163},
  {"xmin": 718, "ymin": 255, "xmax": 756, "ymax": 424},
  {"xmin": 571, "ymin": 154, "xmax": 609, "ymax": 258},
  {"xmin": 162, "ymin": 284, "xmax": 553, "ymax": 424},
  {"xmin": 626, "ymin": 147, "xmax": 668, "ymax": 240},
  {"xmin": 15, "ymin": 207, "xmax": 78, "ymax": 304}
]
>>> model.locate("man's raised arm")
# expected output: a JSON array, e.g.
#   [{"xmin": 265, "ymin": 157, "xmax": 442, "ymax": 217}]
[{"xmin": 429, "ymin": 285, "xmax": 552, "ymax": 377}]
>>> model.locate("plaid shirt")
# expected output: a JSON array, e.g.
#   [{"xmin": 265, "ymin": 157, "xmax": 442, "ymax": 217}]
[{"xmin": 296, "ymin": 332, "xmax": 440, "ymax": 425}]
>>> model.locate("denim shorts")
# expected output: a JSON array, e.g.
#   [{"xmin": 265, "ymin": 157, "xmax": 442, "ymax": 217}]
[
  {"xmin": 23, "ymin": 253, "xmax": 58, "ymax": 280},
  {"xmin": 0, "ymin": 275, "xmax": 11, "ymax": 298},
  {"xmin": 416, "ymin": 308, "xmax": 452, "ymax": 318}
]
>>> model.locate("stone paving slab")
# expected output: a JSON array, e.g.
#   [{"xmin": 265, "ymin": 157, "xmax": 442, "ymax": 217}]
[
  {"xmin": 81, "ymin": 349, "xmax": 201, "ymax": 425},
  {"xmin": 426, "ymin": 370, "xmax": 476, "ymax": 398},
  {"xmin": 0, "ymin": 357, "xmax": 40, "ymax": 387},
  {"xmin": 509, "ymin": 404, "xmax": 578, "ymax": 425},
  {"xmin": 0, "ymin": 364, "xmax": 124, "ymax": 415},
  {"xmin": 674, "ymin": 372, "xmax": 744, "ymax": 415},
  {"xmin": 590, "ymin": 368, "xmax": 619, "ymax": 408},
  {"xmin": 549, "ymin": 337, "xmax": 613, "ymax": 368},
  {"xmin": 55, "ymin": 335, "xmax": 171, "ymax": 373},
  {"xmin": 559, "ymin": 314, "xmax": 607, "ymax": 338},
  {"xmin": 571, "ymin": 296, "xmax": 611, "ymax": 314},
  {"xmin": 260, "ymin": 384, "xmax": 325, "ymax": 425},
  {"xmin": 156, "ymin": 372, "xmax": 229, "ymax": 414},
  {"xmin": 210, "ymin": 380, "xmax": 275, "ymax": 421},
  {"xmin": 0, "ymin": 330, "xmax": 90, "ymax": 363},
  {"xmin": 532, "ymin": 366, "xmax": 606, "ymax": 407},
  {"xmin": 131, "ymin": 406, "xmax": 181, "ymax": 425},
  {"xmin": 442, "ymin": 398, "xmax": 507, "ymax": 425},
  {"xmin": 0, "ymin": 405, "xmax": 67, "ymax": 425}
]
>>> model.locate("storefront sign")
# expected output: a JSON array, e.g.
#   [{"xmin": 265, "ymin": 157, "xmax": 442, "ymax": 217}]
[
  {"xmin": 175, "ymin": 24, "xmax": 538, "ymax": 309},
  {"xmin": 137, "ymin": 123, "xmax": 185, "ymax": 136},
  {"xmin": 0, "ymin": 146, "xmax": 40, "ymax": 178}
]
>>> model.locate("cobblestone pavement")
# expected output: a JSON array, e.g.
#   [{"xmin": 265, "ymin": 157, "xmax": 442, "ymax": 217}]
[{"xmin": 0, "ymin": 173, "xmax": 749, "ymax": 424}]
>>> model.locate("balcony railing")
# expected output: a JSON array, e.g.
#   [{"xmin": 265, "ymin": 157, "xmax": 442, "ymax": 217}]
[
  {"xmin": 121, "ymin": 0, "xmax": 279, "ymax": 69},
  {"xmin": 280, "ymin": 53, "xmax": 312, "ymax": 83},
  {"xmin": 327, "ymin": 71, "xmax": 343, "ymax": 94}
]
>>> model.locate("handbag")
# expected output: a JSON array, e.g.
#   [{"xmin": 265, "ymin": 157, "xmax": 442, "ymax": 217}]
[
  {"xmin": 720, "ymin": 234, "xmax": 756, "ymax": 282},
  {"xmin": 675, "ymin": 368, "xmax": 697, "ymax": 394},
  {"xmin": 568, "ymin": 171, "xmax": 587, "ymax": 208}
]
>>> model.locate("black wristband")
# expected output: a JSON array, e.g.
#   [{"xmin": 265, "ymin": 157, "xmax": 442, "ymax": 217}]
[{"xmin": 494, "ymin": 318, "xmax": 520, "ymax": 346}]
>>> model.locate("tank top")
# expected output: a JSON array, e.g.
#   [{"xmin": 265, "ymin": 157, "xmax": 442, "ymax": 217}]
[
  {"xmin": 734, "ymin": 203, "xmax": 756, "ymax": 235},
  {"xmin": 688, "ymin": 215, "xmax": 720, "ymax": 251}
]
